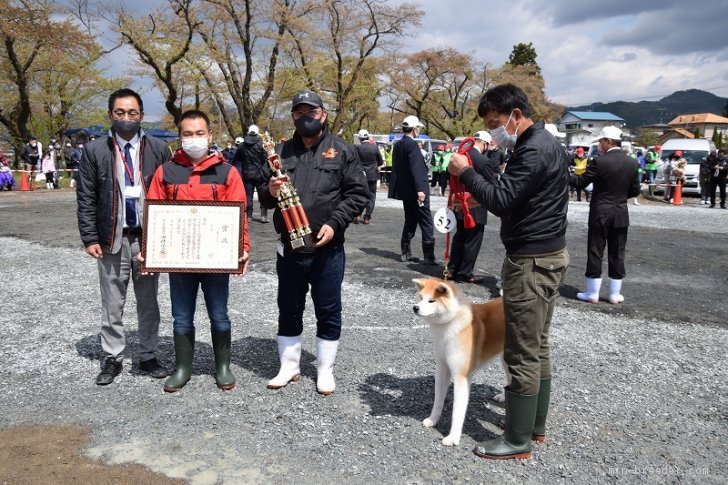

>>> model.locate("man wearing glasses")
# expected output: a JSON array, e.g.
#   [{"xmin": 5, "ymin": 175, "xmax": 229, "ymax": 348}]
[
  {"xmin": 77, "ymin": 88, "xmax": 172, "ymax": 385},
  {"xmin": 259, "ymin": 90, "xmax": 368, "ymax": 395}
]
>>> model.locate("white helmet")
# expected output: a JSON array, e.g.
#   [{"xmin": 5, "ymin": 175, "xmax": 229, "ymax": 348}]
[
  {"xmin": 235, "ymin": 136, "xmax": 244, "ymax": 145},
  {"xmin": 247, "ymin": 124, "xmax": 259, "ymax": 136},
  {"xmin": 597, "ymin": 125, "xmax": 622, "ymax": 141},
  {"xmin": 402, "ymin": 115, "xmax": 423, "ymax": 129},
  {"xmin": 473, "ymin": 131, "xmax": 491, "ymax": 144},
  {"xmin": 357, "ymin": 129, "xmax": 370, "ymax": 140}
]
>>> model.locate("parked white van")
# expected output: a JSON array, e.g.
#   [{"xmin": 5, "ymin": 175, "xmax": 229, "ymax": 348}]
[{"xmin": 654, "ymin": 138, "xmax": 716, "ymax": 195}]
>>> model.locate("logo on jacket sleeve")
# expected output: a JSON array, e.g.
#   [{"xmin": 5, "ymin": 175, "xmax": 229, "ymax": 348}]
[{"xmin": 323, "ymin": 148, "xmax": 338, "ymax": 159}]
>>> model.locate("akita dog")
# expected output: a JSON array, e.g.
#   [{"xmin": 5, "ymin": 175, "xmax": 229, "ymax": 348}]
[{"xmin": 413, "ymin": 278, "xmax": 509, "ymax": 446}]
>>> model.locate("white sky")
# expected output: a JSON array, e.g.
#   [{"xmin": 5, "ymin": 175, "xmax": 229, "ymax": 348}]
[{"xmin": 99, "ymin": 0, "xmax": 728, "ymax": 119}]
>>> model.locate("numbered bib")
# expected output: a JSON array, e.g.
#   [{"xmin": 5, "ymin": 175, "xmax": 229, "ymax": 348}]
[{"xmin": 434, "ymin": 207, "xmax": 457, "ymax": 234}]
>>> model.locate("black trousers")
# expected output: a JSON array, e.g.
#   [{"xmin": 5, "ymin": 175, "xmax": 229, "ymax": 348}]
[
  {"xmin": 438, "ymin": 172, "xmax": 449, "ymax": 196},
  {"xmin": 243, "ymin": 178, "xmax": 268, "ymax": 219},
  {"xmin": 448, "ymin": 220, "xmax": 484, "ymax": 278},
  {"xmin": 364, "ymin": 180, "xmax": 378, "ymax": 218},
  {"xmin": 709, "ymin": 176, "xmax": 727, "ymax": 206},
  {"xmin": 401, "ymin": 199, "xmax": 434, "ymax": 245},
  {"xmin": 586, "ymin": 223, "xmax": 628, "ymax": 279}
]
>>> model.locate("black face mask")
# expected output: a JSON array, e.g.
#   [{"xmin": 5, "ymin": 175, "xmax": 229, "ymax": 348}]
[
  {"xmin": 112, "ymin": 119, "xmax": 141, "ymax": 138},
  {"xmin": 294, "ymin": 116, "xmax": 322, "ymax": 138}
]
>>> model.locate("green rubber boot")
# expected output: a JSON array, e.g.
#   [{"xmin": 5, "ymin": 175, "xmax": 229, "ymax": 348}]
[
  {"xmin": 532, "ymin": 378, "xmax": 551, "ymax": 442},
  {"xmin": 164, "ymin": 332, "xmax": 195, "ymax": 393},
  {"xmin": 211, "ymin": 330, "xmax": 235, "ymax": 390},
  {"xmin": 474, "ymin": 388, "xmax": 538, "ymax": 460}
]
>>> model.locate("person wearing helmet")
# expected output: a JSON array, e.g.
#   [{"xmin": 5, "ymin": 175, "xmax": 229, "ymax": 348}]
[
  {"xmin": 571, "ymin": 125, "xmax": 640, "ymax": 308},
  {"xmin": 430, "ymin": 144, "xmax": 444, "ymax": 195},
  {"xmin": 437, "ymin": 144, "xmax": 453, "ymax": 196},
  {"xmin": 662, "ymin": 150, "xmax": 685, "ymax": 202},
  {"xmin": 644, "ymin": 146, "xmax": 660, "ymax": 197},
  {"xmin": 353, "ymin": 129, "xmax": 385, "ymax": 224},
  {"xmin": 232, "ymin": 124, "xmax": 270, "ymax": 222},
  {"xmin": 388, "ymin": 115, "xmax": 437, "ymax": 265},
  {"xmin": 572, "ymin": 147, "xmax": 589, "ymax": 202}
]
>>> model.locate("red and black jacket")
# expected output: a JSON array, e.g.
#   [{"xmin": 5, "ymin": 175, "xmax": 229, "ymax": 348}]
[{"xmin": 147, "ymin": 150, "xmax": 250, "ymax": 252}]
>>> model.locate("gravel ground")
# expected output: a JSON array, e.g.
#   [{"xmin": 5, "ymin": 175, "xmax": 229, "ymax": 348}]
[{"xmin": 0, "ymin": 190, "xmax": 726, "ymax": 484}]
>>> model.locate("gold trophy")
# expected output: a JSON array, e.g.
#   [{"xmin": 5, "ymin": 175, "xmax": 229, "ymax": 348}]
[{"xmin": 261, "ymin": 132, "xmax": 316, "ymax": 251}]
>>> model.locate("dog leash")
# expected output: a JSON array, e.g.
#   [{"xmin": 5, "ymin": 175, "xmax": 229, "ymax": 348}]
[{"xmin": 443, "ymin": 137, "xmax": 476, "ymax": 280}]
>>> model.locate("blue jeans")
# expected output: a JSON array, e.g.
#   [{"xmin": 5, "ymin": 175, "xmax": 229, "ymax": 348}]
[
  {"xmin": 276, "ymin": 243, "xmax": 345, "ymax": 340},
  {"xmin": 169, "ymin": 273, "xmax": 231, "ymax": 335}
]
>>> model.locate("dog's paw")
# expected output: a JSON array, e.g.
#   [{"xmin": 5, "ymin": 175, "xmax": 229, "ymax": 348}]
[
  {"xmin": 442, "ymin": 435, "xmax": 460, "ymax": 446},
  {"xmin": 422, "ymin": 417, "xmax": 437, "ymax": 427},
  {"xmin": 493, "ymin": 391, "xmax": 505, "ymax": 403}
]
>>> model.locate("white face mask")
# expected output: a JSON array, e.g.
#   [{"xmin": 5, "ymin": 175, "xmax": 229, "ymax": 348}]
[
  {"xmin": 490, "ymin": 111, "xmax": 518, "ymax": 150},
  {"xmin": 181, "ymin": 137, "xmax": 209, "ymax": 160}
]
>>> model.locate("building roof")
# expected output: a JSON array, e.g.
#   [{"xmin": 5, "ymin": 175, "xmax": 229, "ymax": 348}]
[
  {"xmin": 564, "ymin": 111, "xmax": 625, "ymax": 122},
  {"xmin": 668, "ymin": 113, "xmax": 728, "ymax": 125},
  {"xmin": 664, "ymin": 128, "xmax": 695, "ymax": 139}
]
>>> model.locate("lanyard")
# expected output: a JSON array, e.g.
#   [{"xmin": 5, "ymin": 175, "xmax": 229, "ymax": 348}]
[{"xmin": 113, "ymin": 137, "xmax": 141, "ymax": 183}]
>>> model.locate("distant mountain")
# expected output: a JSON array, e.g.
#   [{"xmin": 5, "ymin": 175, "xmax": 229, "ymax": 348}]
[{"xmin": 567, "ymin": 89, "xmax": 728, "ymax": 129}]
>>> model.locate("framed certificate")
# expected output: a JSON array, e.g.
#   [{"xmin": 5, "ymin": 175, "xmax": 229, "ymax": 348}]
[{"xmin": 141, "ymin": 200, "xmax": 246, "ymax": 273}]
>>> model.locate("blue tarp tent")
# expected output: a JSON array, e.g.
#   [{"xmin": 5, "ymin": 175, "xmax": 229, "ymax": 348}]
[{"xmin": 63, "ymin": 126, "xmax": 178, "ymax": 142}]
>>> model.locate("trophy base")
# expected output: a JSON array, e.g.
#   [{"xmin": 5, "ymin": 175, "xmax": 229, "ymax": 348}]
[{"xmin": 290, "ymin": 233, "xmax": 316, "ymax": 251}]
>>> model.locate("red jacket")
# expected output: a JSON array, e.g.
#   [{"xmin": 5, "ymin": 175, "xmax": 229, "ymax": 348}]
[{"xmin": 147, "ymin": 150, "xmax": 250, "ymax": 252}]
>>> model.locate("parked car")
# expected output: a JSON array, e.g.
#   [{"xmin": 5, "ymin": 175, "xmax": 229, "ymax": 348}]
[{"xmin": 653, "ymin": 138, "xmax": 716, "ymax": 195}]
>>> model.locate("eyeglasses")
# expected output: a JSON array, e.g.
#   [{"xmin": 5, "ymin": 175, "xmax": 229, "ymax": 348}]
[
  {"xmin": 112, "ymin": 109, "xmax": 142, "ymax": 119},
  {"xmin": 291, "ymin": 108, "xmax": 322, "ymax": 120}
]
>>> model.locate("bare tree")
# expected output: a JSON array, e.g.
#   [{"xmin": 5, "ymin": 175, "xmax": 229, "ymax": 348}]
[
  {"xmin": 287, "ymin": 0, "xmax": 423, "ymax": 135},
  {"xmin": 114, "ymin": 0, "xmax": 199, "ymax": 126}
]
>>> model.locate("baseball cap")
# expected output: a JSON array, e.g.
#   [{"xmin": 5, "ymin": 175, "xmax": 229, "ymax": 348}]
[
  {"xmin": 473, "ymin": 131, "xmax": 491, "ymax": 143},
  {"xmin": 674, "ymin": 150, "xmax": 683, "ymax": 157},
  {"xmin": 291, "ymin": 90, "xmax": 324, "ymax": 109},
  {"xmin": 248, "ymin": 124, "xmax": 259, "ymax": 136},
  {"xmin": 402, "ymin": 115, "xmax": 423, "ymax": 129},
  {"xmin": 358, "ymin": 129, "xmax": 369, "ymax": 139}
]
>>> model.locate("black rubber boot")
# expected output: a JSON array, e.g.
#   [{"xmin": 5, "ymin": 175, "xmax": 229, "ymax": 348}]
[
  {"xmin": 211, "ymin": 330, "xmax": 236, "ymax": 390},
  {"xmin": 474, "ymin": 388, "xmax": 538, "ymax": 460},
  {"xmin": 422, "ymin": 242, "xmax": 437, "ymax": 266},
  {"xmin": 532, "ymin": 378, "xmax": 551, "ymax": 442},
  {"xmin": 400, "ymin": 240, "xmax": 412, "ymax": 262},
  {"xmin": 164, "ymin": 332, "xmax": 195, "ymax": 393}
]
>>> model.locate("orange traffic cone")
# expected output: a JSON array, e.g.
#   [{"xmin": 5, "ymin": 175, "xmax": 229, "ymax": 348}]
[
  {"xmin": 20, "ymin": 171, "xmax": 29, "ymax": 191},
  {"xmin": 672, "ymin": 179, "xmax": 683, "ymax": 205}
]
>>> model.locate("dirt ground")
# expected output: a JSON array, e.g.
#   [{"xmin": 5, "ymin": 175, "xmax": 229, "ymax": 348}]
[
  {"xmin": 0, "ymin": 425, "xmax": 184, "ymax": 485},
  {"xmin": 1, "ymin": 187, "xmax": 726, "ymax": 482}
]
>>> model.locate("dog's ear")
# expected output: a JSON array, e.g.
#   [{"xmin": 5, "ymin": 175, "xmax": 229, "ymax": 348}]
[
  {"xmin": 412, "ymin": 278, "xmax": 426, "ymax": 290},
  {"xmin": 412, "ymin": 278, "xmax": 425, "ymax": 291},
  {"xmin": 436, "ymin": 283, "xmax": 450, "ymax": 296}
]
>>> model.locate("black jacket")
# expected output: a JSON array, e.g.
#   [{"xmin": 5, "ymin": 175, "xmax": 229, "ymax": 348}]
[
  {"xmin": 22, "ymin": 143, "xmax": 40, "ymax": 165},
  {"xmin": 354, "ymin": 142, "xmax": 384, "ymax": 182},
  {"xmin": 258, "ymin": 128, "xmax": 368, "ymax": 248},
  {"xmin": 232, "ymin": 134, "xmax": 268, "ymax": 181},
  {"xmin": 76, "ymin": 132, "xmax": 171, "ymax": 252},
  {"xmin": 455, "ymin": 147, "xmax": 498, "ymax": 226},
  {"xmin": 571, "ymin": 147, "xmax": 640, "ymax": 229},
  {"xmin": 388, "ymin": 135, "xmax": 429, "ymax": 201},
  {"xmin": 459, "ymin": 121, "xmax": 570, "ymax": 255}
]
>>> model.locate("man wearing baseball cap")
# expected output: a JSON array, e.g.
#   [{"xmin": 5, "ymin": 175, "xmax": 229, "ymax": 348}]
[
  {"xmin": 571, "ymin": 125, "xmax": 640, "ymax": 306},
  {"xmin": 388, "ymin": 115, "xmax": 437, "ymax": 264},
  {"xmin": 259, "ymin": 89, "xmax": 368, "ymax": 395}
]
